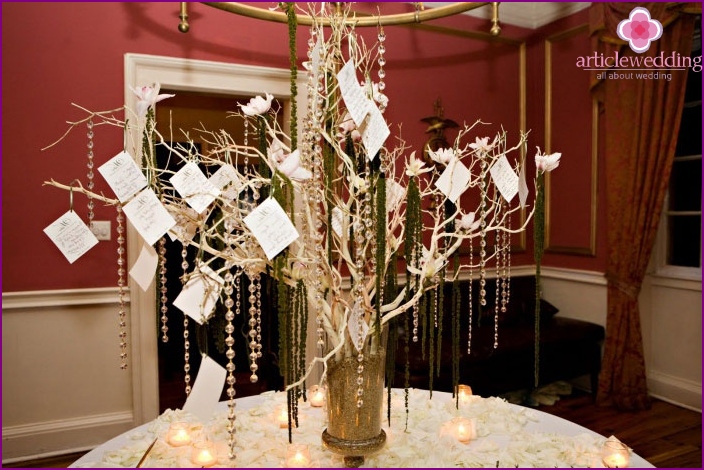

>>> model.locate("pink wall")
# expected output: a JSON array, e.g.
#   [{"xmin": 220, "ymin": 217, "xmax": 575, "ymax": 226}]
[{"xmin": 2, "ymin": 3, "xmax": 598, "ymax": 293}]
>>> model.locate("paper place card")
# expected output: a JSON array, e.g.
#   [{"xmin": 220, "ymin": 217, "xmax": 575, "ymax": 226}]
[
  {"xmin": 97, "ymin": 150, "xmax": 148, "ymax": 203},
  {"xmin": 209, "ymin": 164, "xmax": 242, "ymax": 196},
  {"xmin": 173, "ymin": 264, "xmax": 225, "ymax": 324},
  {"xmin": 347, "ymin": 301, "xmax": 369, "ymax": 352},
  {"xmin": 337, "ymin": 60, "xmax": 371, "ymax": 127},
  {"xmin": 122, "ymin": 187, "xmax": 177, "ymax": 246},
  {"xmin": 386, "ymin": 179, "xmax": 405, "ymax": 213},
  {"xmin": 434, "ymin": 159, "xmax": 470, "ymax": 203},
  {"xmin": 489, "ymin": 155, "xmax": 519, "ymax": 203},
  {"xmin": 331, "ymin": 206, "xmax": 345, "ymax": 238},
  {"xmin": 170, "ymin": 161, "xmax": 220, "ymax": 214},
  {"xmin": 43, "ymin": 211, "xmax": 99, "ymax": 264},
  {"xmin": 129, "ymin": 243, "xmax": 158, "ymax": 291},
  {"xmin": 183, "ymin": 355, "xmax": 227, "ymax": 422},
  {"xmin": 518, "ymin": 159, "xmax": 529, "ymax": 208},
  {"xmin": 243, "ymin": 198, "xmax": 299, "ymax": 260},
  {"xmin": 166, "ymin": 204, "xmax": 199, "ymax": 243},
  {"xmin": 360, "ymin": 104, "xmax": 390, "ymax": 161}
]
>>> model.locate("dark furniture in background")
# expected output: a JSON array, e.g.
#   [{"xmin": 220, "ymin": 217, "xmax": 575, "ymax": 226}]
[{"xmin": 392, "ymin": 276, "xmax": 605, "ymax": 398}]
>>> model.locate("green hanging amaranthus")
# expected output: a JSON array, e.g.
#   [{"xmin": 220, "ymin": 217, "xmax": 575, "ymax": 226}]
[{"xmin": 533, "ymin": 171, "xmax": 545, "ymax": 389}]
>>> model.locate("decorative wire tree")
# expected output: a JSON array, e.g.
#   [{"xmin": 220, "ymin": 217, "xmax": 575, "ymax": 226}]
[{"xmin": 43, "ymin": 3, "xmax": 560, "ymax": 464}]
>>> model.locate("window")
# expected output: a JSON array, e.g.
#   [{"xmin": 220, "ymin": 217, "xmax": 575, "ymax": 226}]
[{"xmin": 659, "ymin": 20, "xmax": 702, "ymax": 275}]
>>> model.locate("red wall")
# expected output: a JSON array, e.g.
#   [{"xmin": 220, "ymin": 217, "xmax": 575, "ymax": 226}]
[{"xmin": 2, "ymin": 3, "xmax": 598, "ymax": 293}]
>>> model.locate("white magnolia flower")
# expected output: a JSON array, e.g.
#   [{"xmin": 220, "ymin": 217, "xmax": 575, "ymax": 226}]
[
  {"xmin": 469, "ymin": 136, "xmax": 497, "ymax": 153},
  {"xmin": 267, "ymin": 138, "xmax": 286, "ymax": 164},
  {"xmin": 458, "ymin": 212, "xmax": 481, "ymax": 232},
  {"xmin": 535, "ymin": 148, "xmax": 562, "ymax": 172},
  {"xmin": 428, "ymin": 147, "xmax": 455, "ymax": 166},
  {"xmin": 275, "ymin": 149, "xmax": 311, "ymax": 181},
  {"xmin": 130, "ymin": 83, "xmax": 174, "ymax": 117},
  {"xmin": 405, "ymin": 151, "xmax": 431, "ymax": 177},
  {"xmin": 239, "ymin": 93, "xmax": 274, "ymax": 116}
]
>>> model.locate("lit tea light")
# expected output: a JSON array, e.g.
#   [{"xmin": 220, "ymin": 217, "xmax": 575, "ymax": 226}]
[
  {"xmin": 191, "ymin": 440, "xmax": 217, "ymax": 467},
  {"xmin": 451, "ymin": 417, "xmax": 476, "ymax": 443},
  {"xmin": 166, "ymin": 422, "xmax": 192, "ymax": 447},
  {"xmin": 277, "ymin": 405, "xmax": 290, "ymax": 428},
  {"xmin": 285, "ymin": 443, "xmax": 311, "ymax": 468},
  {"xmin": 309, "ymin": 385, "xmax": 326, "ymax": 407},
  {"xmin": 602, "ymin": 440, "xmax": 630, "ymax": 468},
  {"xmin": 457, "ymin": 384, "xmax": 473, "ymax": 403}
]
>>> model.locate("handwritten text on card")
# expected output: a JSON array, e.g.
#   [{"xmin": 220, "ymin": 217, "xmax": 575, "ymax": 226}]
[{"xmin": 243, "ymin": 198, "xmax": 299, "ymax": 260}]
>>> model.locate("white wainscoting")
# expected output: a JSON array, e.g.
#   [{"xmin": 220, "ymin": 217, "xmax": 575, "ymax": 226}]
[
  {"xmin": 2, "ymin": 266, "xmax": 699, "ymax": 462},
  {"xmin": 2, "ymin": 288, "xmax": 135, "ymax": 463}
]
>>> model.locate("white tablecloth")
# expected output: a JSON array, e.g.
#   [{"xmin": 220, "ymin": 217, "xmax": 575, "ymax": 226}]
[{"xmin": 71, "ymin": 388, "xmax": 652, "ymax": 468}]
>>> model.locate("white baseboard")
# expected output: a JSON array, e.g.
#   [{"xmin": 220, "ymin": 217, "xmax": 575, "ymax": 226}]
[
  {"xmin": 647, "ymin": 370, "xmax": 702, "ymax": 412},
  {"xmin": 1, "ymin": 411, "xmax": 134, "ymax": 463}
]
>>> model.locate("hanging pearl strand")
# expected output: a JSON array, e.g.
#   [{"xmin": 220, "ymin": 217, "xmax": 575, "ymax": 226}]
[
  {"xmin": 377, "ymin": 26, "xmax": 387, "ymax": 114},
  {"xmin": 246, "ymin": 268, "xmax": 261, "ymax": 383},
  {"xmin": 478, "ymin": 155, "xmax": 488, "ymax": 308},
  {"xmin": 86, "ymin": 119, "xmax": 95, "ymax": 228},
  {"xmin": 180, "ymin": 241, "xmax": 192, "ymax": 396},
  {"xmin": 467, "ymin": 236, "xmax": 473, "ymax": 355},
  {"xmin": 158, "ymin": 238, "xmax": 169, "ymax": 343},
  {"xmin": 116, "ymin": 205, "xmax": 128, "ymax": 369},
  {"xmin": 494, "ymin": 202, "xmax": 503, "ymax": 349},
  {"xmin": 225, "ymin": 268, "xmax": 241, "ymax": 460}
]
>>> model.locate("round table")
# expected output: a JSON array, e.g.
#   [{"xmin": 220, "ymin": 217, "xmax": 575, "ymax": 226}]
[{"xmin": 71, "ymin": 388, "xmax": 652, "ymax": 468}]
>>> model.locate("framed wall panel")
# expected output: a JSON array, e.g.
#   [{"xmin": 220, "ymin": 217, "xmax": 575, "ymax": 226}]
[{"xmin": 544, "ymin": 24, "xmax": 597, "ymax": 256}]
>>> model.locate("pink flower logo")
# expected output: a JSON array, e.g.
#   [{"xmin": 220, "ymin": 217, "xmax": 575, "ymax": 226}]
[{"xmin": 617, "ymin": 7, "xmax": 663, "ymax": 54}]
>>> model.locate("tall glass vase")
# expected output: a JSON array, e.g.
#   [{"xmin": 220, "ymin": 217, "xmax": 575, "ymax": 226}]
[{"xmin": 322, "ymin": 327, "xmax": 388, "ymax": 467}]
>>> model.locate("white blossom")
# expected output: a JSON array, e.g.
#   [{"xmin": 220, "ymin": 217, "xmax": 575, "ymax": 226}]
[
  {"xmin": 428, "ymin": 147, "xmax": 455, "ymax": 166},
  {"xmin": 239, "ymin": 93, "xmax": 274, "ymax": 116},
  {"xmin": 535, "ymin": 148, "xmax": 562, "ymax": 172},
  {"xmin": 130, "ymin": 83, "xmax": 174, "ymax": 117}
]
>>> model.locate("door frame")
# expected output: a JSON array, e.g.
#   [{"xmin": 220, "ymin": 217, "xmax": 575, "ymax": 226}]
[{"xmin": 124, "ymin": 53, "xmax": 308, "ymax": 423}]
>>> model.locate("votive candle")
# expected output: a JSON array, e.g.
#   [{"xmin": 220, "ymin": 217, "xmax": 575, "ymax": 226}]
[
  {"xmin": 277, "ymin": 405, "xmax": 289, "ymax": 428},
  {"xmin": 285, "ymin": 444, "xmax": 311, "ymax": 467},
  {"xmin": 166, "ymin": 422, "xmax": 192, "ymax": 447},
  {"xmin": 451, "ymin": 417, "xmax": 476, "ymax": 443},
  {"xmin": 309, "ymin": 385, "xmax": 326, "ymax": 407},
  {"xmin": 191, "ymin": 440, "xmax": 217, "ymax": 467},
  {"xmin": 602, "ymin": 440, "xmax": 630, "ymax": 468},
  {"xmin": 457, "ymin": 384, "xmax": 473, "ymax": 403}
]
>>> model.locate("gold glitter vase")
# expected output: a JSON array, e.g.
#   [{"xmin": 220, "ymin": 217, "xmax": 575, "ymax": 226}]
[{"xmin": 322, "ymin": 327, "xmax": 387, "ymax": 467}]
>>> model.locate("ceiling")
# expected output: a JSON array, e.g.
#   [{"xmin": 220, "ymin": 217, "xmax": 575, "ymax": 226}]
[{"xmin": 432, "ymin": 2, "xmax": 591, "ymax": 29}]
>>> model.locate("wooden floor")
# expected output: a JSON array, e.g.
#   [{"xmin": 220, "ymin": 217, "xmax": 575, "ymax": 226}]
[{"xmin": 5, "ymin": 390, "xmax": 701, "ymax": 468}]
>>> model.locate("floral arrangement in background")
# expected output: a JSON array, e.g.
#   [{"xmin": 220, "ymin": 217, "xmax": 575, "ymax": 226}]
[{"xmin": 43, "ymin": 3, "xmax": 560, "ymax": 461}]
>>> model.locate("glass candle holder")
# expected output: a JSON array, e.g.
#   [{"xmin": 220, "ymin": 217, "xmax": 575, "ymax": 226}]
[
  {"xmin": 601, "ymin": 440, "xmax": 630, "ymax": 468},
  {"xmin": 309, "ymin": 385, "xmax": 326, "ymax": 408},
  {"xmin": 166, "ymin": 422, "xmax": 192, "ymax": 447},
  {"xmin": 277, "ymin": 405, "xmax": 290, "ymax": 428},
  {"xmin": 285, "ymin": 443, "xmax": 312, "ymax": 467},
  {"xmin": 451, "ymin": 417, "xmax": 476, "ymax": 443},
  {"xmin": 191, "ymin": 440, "xmax": 218, "ymax": 467},
  {"xmin": 457, "ymin": 384, "xmax": 473, "ymax": 403}
]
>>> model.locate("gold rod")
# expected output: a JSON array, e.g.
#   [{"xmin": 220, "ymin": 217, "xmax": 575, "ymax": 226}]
[
  {"xmin": 201, "ymin": 2, "xmax": 491, "ymax": 27},
  {"xmin": 178, "ymin": 2, "xmax": 190, "ymax": 33}
]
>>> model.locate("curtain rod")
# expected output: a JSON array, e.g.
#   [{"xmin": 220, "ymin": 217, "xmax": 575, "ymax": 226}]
[{"xmin": 178, "ymin": 2, "xmax": 501, "ymax": 35}]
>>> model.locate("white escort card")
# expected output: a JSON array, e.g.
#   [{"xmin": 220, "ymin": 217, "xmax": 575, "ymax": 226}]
[
  {"xmin": 122, "ymin": 187, "xmax": 177, "ymax": 246},
  {"xmin": 518, "ymin": 159, "xmax": 529, "ymax": 208},
  {"xmin": 166, "ymin": 205, "xmax": 199, "ymax": 243},
  {"xmin": 331, "ymin": 206, "xmax": 345, "ymax": 238},
  {"xmin": 173, "ymin": 264, "xmax": 225, "ymax": 324},
  {"xmin": 360, "ymin": 104, "xmax": 390, "ymax": 161},
  {"xmin": 347, "ymin": 301, "xmax": 369, "ymax": 352},
  {"xmin": 209, "ymin": 164, "xmax": 241, "ymax": 200},
  {"xmin": 44, "ymin": 211, "xmax": 99, "ymax": 264},
  {"xmin": 243, "ymin": 198, "xmax": 299, "ymax": 260},
  {"xmin": 129, "ymin": 243, "xmax": 158, "ymax": 291},
  {"xmin": 489, "ymin": 155, "xmax": 519, "ymax": 203},
  {"xmin": 337, "ymin": 60, "xmax": 371, "ymax": 127},
  {"xmin": 434, "ymin": 158, "xmax": 471, "ymax": 203},
  {"xmin": 98, "ymin": 150, "xmax": 148, "ymax": 203},
  {"xmin": 170, "ymin": 161, "xmax": 220, "ymax": 214},
  {"xmin": 386, "ymin": 179, "xmax": 405, "ymax": 213},
  {"xmin": 183, "ymin": 355, "xmax": 227, "ymax": 422}
]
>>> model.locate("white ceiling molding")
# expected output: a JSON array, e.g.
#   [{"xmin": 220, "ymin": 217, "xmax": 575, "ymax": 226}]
[{"xmin": 428, "ymin": 2, "xmax": 591, "ymax": 30}]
